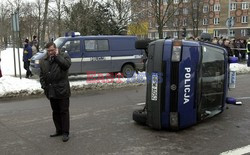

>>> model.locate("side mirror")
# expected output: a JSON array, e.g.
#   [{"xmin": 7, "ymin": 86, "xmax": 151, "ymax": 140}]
[
  {"xmin": 228, "ymin": 56, "xmax": 238, "ymax": 63},
  {"xmin": 61, "ymin": 46, "xmax": 67, "ymax": 53}
]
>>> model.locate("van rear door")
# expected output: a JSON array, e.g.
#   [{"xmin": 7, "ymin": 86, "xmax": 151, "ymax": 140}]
[{"xmin": 197, "ymin": 43, "xmax": 227, "ymax": 120}]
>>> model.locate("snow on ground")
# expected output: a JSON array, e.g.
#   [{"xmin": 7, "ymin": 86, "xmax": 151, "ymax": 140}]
[
  {"xmin": 0, "ymin": 48, "xmax": 26, "ymax": 76},
  {"xmin": 0, "ymin": 48, "xmax": 250, "ymax": 98}
]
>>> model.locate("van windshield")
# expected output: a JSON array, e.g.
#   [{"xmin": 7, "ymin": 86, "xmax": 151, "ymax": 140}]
[
  {"xmin": 54, "ymin": 38, "xmax": 64, "ymax": 48},
  {"xmin": 199, "ymin": 45, "xmax": 225, "ymax": 112},
  {"xmin": 39, "ymin": 38, "xmax": 64, "ymax": 53}
]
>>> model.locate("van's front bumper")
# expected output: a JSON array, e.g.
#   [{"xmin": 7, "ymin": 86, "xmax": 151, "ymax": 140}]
[{"xmin": 30, "ymin": 63, "xmax": 40, "ymax": 76}]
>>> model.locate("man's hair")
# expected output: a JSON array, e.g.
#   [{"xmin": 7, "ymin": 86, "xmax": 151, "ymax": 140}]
[{"xmin": 45, "ymin": 42, "xmax": 56, "ymax": 49}]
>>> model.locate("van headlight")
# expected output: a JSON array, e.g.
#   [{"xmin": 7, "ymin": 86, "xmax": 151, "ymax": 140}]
[{"xmin": 35, "ymin": 60, "xmax": 40, "ymax": 64}]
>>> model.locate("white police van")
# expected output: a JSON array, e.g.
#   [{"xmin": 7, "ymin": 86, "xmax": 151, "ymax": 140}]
[{"xmin": 30, "ymin": 33, "xmax": 146, "ymax": 78}]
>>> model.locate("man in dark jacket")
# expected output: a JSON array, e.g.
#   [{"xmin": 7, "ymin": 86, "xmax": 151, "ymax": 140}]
[
  {"xmin": 40, "ymin": 42, "xmax": 71, "ymax": 142},
  {"xmin": 23, "ymin": 39, "xmax": 33, "ymax": 78}
]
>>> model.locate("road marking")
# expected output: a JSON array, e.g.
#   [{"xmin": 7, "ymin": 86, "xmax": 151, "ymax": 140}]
[
  {"xmin": 136, "ymin": 102, "xmax": 145, "ymax": 106},
  {"xmin": 236, "ymin": 97, "xmax": 250, "ymax": 100},
  {"xmin": 220, "ymin": 145, "xmax": 250, "ymax": 155}
]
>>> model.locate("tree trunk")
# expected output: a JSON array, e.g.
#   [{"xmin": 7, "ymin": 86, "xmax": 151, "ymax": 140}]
[
  {"xmin": 158, "ymin": 25, "xmax": 163, "ymax": 39},
  {"xmin": 41, "ymin": 0, "xmax": 49, "ymax": 46}
]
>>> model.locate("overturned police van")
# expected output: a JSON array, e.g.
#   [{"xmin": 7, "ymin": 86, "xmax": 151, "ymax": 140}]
[{"xmin": 133, "ymin": 39, "xmax": 237, "ymax": 130}]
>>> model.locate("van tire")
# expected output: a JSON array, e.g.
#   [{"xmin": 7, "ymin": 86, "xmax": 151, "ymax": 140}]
[
  {"xmin": 133, "ymin": 109, "xmax": 147, "ymax": 125},
  {"xmin": 122, "ymin": 64, "xmax": 135, "ymax": 78}
]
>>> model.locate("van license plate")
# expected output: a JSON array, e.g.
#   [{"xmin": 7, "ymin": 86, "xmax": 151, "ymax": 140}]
[{"xmin": 151, "ymin": 73, "xmax": 158, "ymax": 101}]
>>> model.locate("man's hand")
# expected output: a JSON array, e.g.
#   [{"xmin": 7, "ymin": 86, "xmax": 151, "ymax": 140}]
[{"xmin": 55, "ymin": 48, "xmax": 59, "ymax": 56}]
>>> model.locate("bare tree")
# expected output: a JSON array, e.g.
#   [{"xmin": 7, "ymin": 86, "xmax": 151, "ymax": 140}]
[
  {"xmin": 41, "ymin": 0, "xmax": 50, "ymax": 46},
  {"xmin": 107, "ymin": 0, "xmax": 132, "ymax": 34},
  {"xmin": 147, "ymin": 0, "xmax": 182, "ymax": 39},
  {"xmin": 33, "ymin": 0, "xmax": 44, "ymax": 48},
  {"xmin": 0, "ymin": 2, "xmax": 12, "ymax": 47},
  {"xmin": 189, "ymin": 0, "xmax": 204, "ymax": 37}
]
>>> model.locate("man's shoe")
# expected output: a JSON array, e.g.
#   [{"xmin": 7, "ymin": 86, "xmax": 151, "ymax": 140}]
[
  {"xmin": 62, "ymin": 134, "xmax": 69, "ymax": 142},
  {"xmin": 50, "ymin": 132, "xmax": 62, "ymax": 137}
]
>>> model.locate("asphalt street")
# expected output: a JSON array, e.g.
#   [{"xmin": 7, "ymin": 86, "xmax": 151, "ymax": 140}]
[{"xmin": 0, "ymin": 74, "xmax": 250, "ymax": 155}]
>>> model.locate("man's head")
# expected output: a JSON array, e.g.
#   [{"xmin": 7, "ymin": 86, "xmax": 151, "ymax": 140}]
[
  {"xmin": 33, "ymin": 35, "xmax": 37, "ymax": 40},
  {"xmin": 224, "ymin": 39, "xmax": 230, "ymax": 46},
  {"xmin": 45, "ymin": 42, "xmax": 57, "ymax": 57},
  {"xmin": 24, "ymin": 38, "xmax": 29, "ymax": 44}
]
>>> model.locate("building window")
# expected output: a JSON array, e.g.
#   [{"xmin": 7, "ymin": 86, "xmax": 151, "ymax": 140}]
[
  {"xmin": 214, "ymin": 4, "xmax": 220, "ymax": 11},
  {"xmin": 214, "ymin": 18, "xmax": 220, "ymax": 25},
  {"xmin": 173, "ymin": 32, "xmax": 178, "ymax": 38},
  {"xmin": 203, "ymin": 5, "xmax": 208, "ymax": 13},
  {"xmin": 229, "ymin": 30, "xmax": 235, "ymax": 37},
  {"xmin": 148, "ymin": 33, "xmax": 153, "ymax": 39},
  {"xmin": 174, "ymin": 0, "xmax": 179, "ymax": 4},
  {"xmin": 242, "ymin": 16, "xmax": 248, "ymax": 23},
  {"xmin": 149, "ymin": 22, "xmax": 152, "ymax": 28},
  {"xmin": 163, "ymin": 0, "xmax": 168, "ymax": 5},
  {"xmin": 203, "ymin": 18, "xmax": 208, "ymax": 25},
  {"xmin": 214, "ymin": 30, "xmax": 219, "ymax": 37},
  {"xmin": 174, "ymin": 9, "xmax": 179, "ymax": 15},
  {"xmin": 183, "ymin": 19, "xmax": 187, "ymax": 26},
  {"xmin": 163, "ymin": 31, "xmax": 168, "ymax": 38},
  {"xmin": 183, "ymin": 8, "xmax": 188, "ymax": 15},
  {"xmin": 230, "ymin": 3, "xmax": 237, "ymax": 11},
  {"xmin": 193, "ymin": 3, "xmax": 197, "ymax": 9},
  {"xmin": 155, "ymin": 32, "xmax": 159, "ymax": 39},
  {"xmin": 173, "ymin": 19, "xmax": 178, "ymax": 27},
  {"xmin": 242, "ymin": 2, "xmax": 249, "ymax": 10},
  {"xmin": 148, "ymin": 1, "xmax": 152, "ymax": 6},
  {"xmin": 241, "ymin": 29, "xmax": 246, "ymax": 36},
  {"xmin": 231, "ymin": 16, "xmax": 235, "ymax": 23}
]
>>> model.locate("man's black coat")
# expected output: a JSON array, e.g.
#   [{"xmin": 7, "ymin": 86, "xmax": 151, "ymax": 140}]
[{"xmin": 40, "ymin": 52, "xmax": 71, "ymax": 99}]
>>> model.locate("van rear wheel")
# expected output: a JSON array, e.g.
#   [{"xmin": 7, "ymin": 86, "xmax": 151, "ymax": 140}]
[{"xmin": 122, "ymin": 64, "xmax": 135, "ymax": 78}]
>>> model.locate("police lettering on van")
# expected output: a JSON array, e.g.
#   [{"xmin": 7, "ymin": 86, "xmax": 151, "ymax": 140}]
[
  {"xmin": 30, "ymin": 33, "xmax": 146, "ymax": 78},
  {"xmin": 184, "ymin": 67, "xmax": 191, "ymax": 104}
]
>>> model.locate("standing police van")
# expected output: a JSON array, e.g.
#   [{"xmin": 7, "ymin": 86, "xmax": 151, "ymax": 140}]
[
  {"xmin": 133, "ymin": 39, "xmax": 233, "ymax": 130},
  {"xmin": 30, "ymin": 33, "xmax": 146, "ymax": 78}
]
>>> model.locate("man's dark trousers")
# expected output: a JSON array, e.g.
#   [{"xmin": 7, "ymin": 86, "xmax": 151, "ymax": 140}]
[
  {"xmin": 50, "ymin": 98, "xmax": 70, "ymax": 135},
  {"xmin": 24, "ymin": 61, "xmax": 32, "ymax": 77}
]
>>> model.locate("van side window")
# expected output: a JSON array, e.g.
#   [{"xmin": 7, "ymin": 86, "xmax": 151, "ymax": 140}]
[
  {"xmin": 85, "ymin": 40, "xmax": 109, "ymax": 51},
  {"xmin": 64, "ymin": 40, "xmax": 80, "ymax": 53}
]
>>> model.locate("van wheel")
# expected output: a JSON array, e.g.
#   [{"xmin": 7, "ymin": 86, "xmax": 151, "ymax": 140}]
[
  {"xmin": 122, "ymin": 64, "xmax": 135, "ymax": 78},
  {"xmin": 133, "ymin": 109, "xmax": 147, "ymax": 125}
]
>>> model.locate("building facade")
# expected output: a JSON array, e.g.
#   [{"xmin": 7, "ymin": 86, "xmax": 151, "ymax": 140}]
[{"xmin": 131, "ymin": 0, "xmax": 250, "ymax": 40}]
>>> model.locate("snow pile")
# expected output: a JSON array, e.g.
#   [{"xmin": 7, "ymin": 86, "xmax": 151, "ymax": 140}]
[
  {"xmin": 0, "ymin": 74, "xmax": 146, "ymax": 98},
  {"xmin": 0, "ymin": 76, "xmax": 42, "ymax": 98},
  {"xmin": 234, "ymin": 63, "xmax": 250, "ymax": 74}
]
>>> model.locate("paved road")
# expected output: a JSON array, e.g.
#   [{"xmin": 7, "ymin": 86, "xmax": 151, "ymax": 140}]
[{"xmin": 0, "ymin": 74, "xmax": 250, "ymax": 155}]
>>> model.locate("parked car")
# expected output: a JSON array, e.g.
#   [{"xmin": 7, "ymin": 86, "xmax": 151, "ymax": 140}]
[
  {"xmin": 30, "ymin": 33, "xmax": 146, "ymax": 78},
  {"xmin": 133, "ymin": 39, "xmax": 235, "ymax": 130}
]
